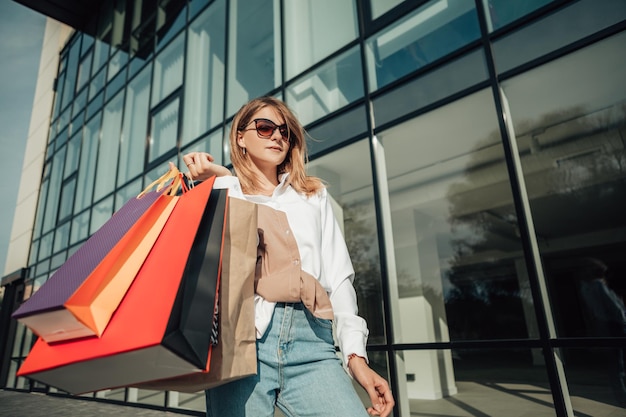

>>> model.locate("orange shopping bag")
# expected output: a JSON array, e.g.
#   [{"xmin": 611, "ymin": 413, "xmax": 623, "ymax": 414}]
[{"xmin": 63, "ymin": 172, "xmax": 184, "ymax": 338}]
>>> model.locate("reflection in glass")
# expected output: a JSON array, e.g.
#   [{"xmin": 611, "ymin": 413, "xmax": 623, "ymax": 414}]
[
  {"xmin": 182, "ymin": 129, "xmax": 223, "ymax": 167},
  {"xmin": 286, "ymin": 46, "xmax": 364, "ymax": 126},
  {"xmin": 483, "ymin": 0, "xmax": 552, "ymax": 32},
  {"xmin": 149, "ymin": 98, "xmax": 179, "ymax": 162},
  {"xmin": 75, "ymin": 114, "xmax": 100, "ymax": 213},
  {"xmin": 283, "ymin": 0, "xmax": 358, "ymax": 79},
  {"xmin": 365, "ymin": 0, "xmax": 480, "ymax": 90},
  {"xmin": 90, "ymin": 195, "xmax": 114, "ymax": 235},
  {"xmin": 42, "ymin": 148, "xmax": 66, "ymax": 234},
  {"xmin": 370, "ymin": 0, "xmax": 406, "ymax": 19},
  {"xmin": 94, "ymin": 92, "xmax": 124, "ymax": 202},
  {"xmin": 70, "ymin": 210, "xmax": 90, "ymax": 245},
  {"xmin": 382, "ymin": 90, "xmax": 535, "ymax": 344},
  {"xmin": 152, "ymin": 33, "xmax": 184, "ymax": 104},
  {"xmin": 119, "ymin": 63, "xmax": 152, "ymax": 185},
  {"xmin": 156, "ymin": 0, "xmax": 187, "ymax": 50},
  {"xmin": 501, "ymin": 31, "xmax": 626, "ymax": 340},
  {"xmin": 226, "ymin": 0, "xmax": 280, "ymax": 117},
  {"xmin": 183, "ymin": 0, "xmax": 226, "ymax": 146},
  {"xmin": 307, "ymin": 139, "xmax": 386, "ymax": 344},
  {"xmin": 563, "ymin": 347, "xmax": 626, "ymax": 410},
  {"xmin": 401, "ymin": 348, "xmax": 553, "ymax": 415}
]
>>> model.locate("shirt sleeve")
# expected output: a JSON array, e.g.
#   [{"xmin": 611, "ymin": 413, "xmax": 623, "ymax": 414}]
[{"xmin": 320, "ymin": 188, "xmax": 369, "ymax": 364}]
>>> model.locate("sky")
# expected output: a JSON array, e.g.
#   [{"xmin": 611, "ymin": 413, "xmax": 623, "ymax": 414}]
[{"xmin": 0, "ymin": 2, "xmax": 46, "ymax": 275}]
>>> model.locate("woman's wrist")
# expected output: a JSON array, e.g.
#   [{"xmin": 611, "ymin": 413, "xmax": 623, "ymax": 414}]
[{"xmin": 347, "ymin": 353, "xmax": 366, "ymax": 369}]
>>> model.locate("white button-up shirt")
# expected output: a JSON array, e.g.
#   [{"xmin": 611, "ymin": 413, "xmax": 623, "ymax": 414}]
[{"xmin": 214, "ymin": 174, "xmax": 369, "ymax": 362}]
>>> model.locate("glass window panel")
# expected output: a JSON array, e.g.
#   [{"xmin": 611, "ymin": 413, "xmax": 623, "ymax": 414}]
[
  {"xmin": 57, "ymin": 107, "xmax": 71, "ymax": 136},
  {"xmin": 89, "ymin": 67, "xmax": 106, "ymax": 101},
  {"xmin": 226, "ymin": 0, "xmax": 281, "ymax": 117},
  {"xmin": 53, "ymin": 222, "xmax": 70, "ymax": 254},
  {"xmin": 156, "ymin": 0, "xmax": 187, "ymax": 50},
  {"xmin": 182, "ymin": 0, "xmax": 226, "ymax": 146},
  {"xmin": 64, "ymin": 132, "xmax": 81, "ymax": 178},
  {"xmin": 493, "ymin": 0, "xmax": 626, "ymax": 74},
  {"xmin": 562, "ymin": 347, "xmax": 626, "ymax": 411},
  {"xmin": 149, "ymin": 98, "xmax": 179, "ymax": 162},
  {"xmin": 371, "ymin": 0, "xmax": 406, "ymax": 19},
  {"xmin": 181, "ymin": 129, "xmax": 224, "ymax": 167},
  {"xmin": 58, "ymin": 177, "xmax": 76, "ymax": 222},
  {"xmin": 81, "ymin": 34, "xmax": 94, "ymax": 56},
  {"xmin": 70, "ymin": 210, "xmax": 90, "ymax": 245},
  {"xmin": 29, "ymin": 239, "xmax": 39, "ymax": 265},
  {"xmin": 105, "ymin": 69, "xmax": 127, "ymax": 101},
  {"xmin": 86, "ymin": 91, "xmax": 105, "ymax": 121},
  {"xmin": 307, "ymin": 105, "xmax": 368, "ymax": 156},
  {"xmin": 61, "ymin": 39, "xmax": 81, "ymax": 110},
  {"xmin": 75, "ymin": 114, "xmax": 101, "ymax": 212},
  {"xmin": 94, "ymin": 91, "xmax": 124, "ymax": 202},
  {"xmin": 135, "ymin": 389, "xmax": 165, "ymax": 407},
  {"xmin": 107, "ymin": 49, "xmax": 128, "ymax": 82},
  {"xmin": 42, "ymin": 147, "xmax": 66, "ymax": 233},
  {"xmin": 115, "ymin": 178, "xmax": 142, "ymax": 212},
  {"xmin": 400, "ymin": 348, "xmax": 552, "ymax": 415},
  {"xmin": 54, "ymin": 128, "xmax": 69, "ymax": 151},
  {"xmin": 307, "ymin": 139, "xmax": 387, "ymax": 344},
  {"xmin": 90, "ymin": 196, "xmax": 114, "ymax": 234},
  {"xmin": 174, "ymin": 391, "xmax": 206, "ymax": 412},
  {"xmin": 52, "ymin": 71, "xmax": 65, "ymax": 121},
  {"xmin": 372, "ymin": 48, "xmax": 487, "ymax": 127},
  {"xmin": 38, "ymin": 232, "xmax": 53, "ymax": 261},
  {"xmin": 72, "ymin": 88, "xmax": 88, "ymax": 121},
  {"xmin": 32, "ymin": 179, "xmax": 48, "ymax": 240},
  {"xmin": 483, "ymin": 0, "xmax": 552, "ymax": 32},
  {"xmin": 189, "ymin": 0, "xmax": 211, "ymax": 19},
  {"xmin": 76, "ymin": 48, "xmax": 93, "ymax": 93},
  {"xmin": 501, "ymin": 31, "xmax": 626, "ymax": 339},
  {"xmin": 284, "ymin": 0, "xmax": 358, "ymax": 79},
  {"xmin": 365, "ymin": 0, "xmax": 480, "ymax": 91},
  {"xmin": 92, "ymin": 39, "xmax": 110, "ymax": 76},
  {"xmin": 152, "ymin": 33, "xmax": 184, "ymax": 104},
  {"xmin": 286, "ymin": 46, "xmax": 364, "ymax": 126},
  {"xmin": 382, "ymin": 89, "xmax": 534, "ymax": 343},
  {"xmin": 119, "ymin": 63, "xmax": 152, "ymax": 185}
]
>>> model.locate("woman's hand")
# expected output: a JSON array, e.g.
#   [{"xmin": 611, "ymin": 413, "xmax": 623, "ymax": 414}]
[
  {"xmin": 348, "ymin": 356, "xmax": 395, "ymax": 417},
  {"xmin": 182, "ymin": 152, "xmax": 231, "ymax": 181}
]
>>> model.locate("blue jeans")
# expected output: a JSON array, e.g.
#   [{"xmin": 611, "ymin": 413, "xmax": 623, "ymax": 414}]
[{"xmin": 205, "ymin": 302, "xmax": 369, "ymax": 417}]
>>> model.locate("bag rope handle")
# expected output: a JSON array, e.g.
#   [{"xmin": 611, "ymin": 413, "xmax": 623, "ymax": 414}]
[{"xmin": 136, "ymin": 165, "xmax": 184, "ymax": 198}]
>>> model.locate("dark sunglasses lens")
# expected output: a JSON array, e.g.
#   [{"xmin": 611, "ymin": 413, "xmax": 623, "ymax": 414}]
[
  {"xmin": 255, "ymin": 122, "xmax": 275, "ymax": 136},
  {"xmin": 278, "ymin": 126, "xmax": 289, "ymax": 140}
]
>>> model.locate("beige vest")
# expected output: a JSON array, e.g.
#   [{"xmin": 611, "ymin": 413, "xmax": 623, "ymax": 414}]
[{"xmin": 254, "ymin": 204, "xmax": 334, "ymax": 320}]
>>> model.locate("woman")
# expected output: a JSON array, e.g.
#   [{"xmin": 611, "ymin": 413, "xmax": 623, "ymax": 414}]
[{"xmin": 183, "ymin": 96, "xmax": 394, "ymax": 417}]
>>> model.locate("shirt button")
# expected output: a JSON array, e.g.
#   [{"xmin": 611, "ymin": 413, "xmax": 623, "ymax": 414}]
[
  {"xmin": 285, "ymin": 230, "xmax": 290, "ymax": 234},
  {"xmin": 293, "ymin": 259, "xmax": 300, "ymax": 265}
]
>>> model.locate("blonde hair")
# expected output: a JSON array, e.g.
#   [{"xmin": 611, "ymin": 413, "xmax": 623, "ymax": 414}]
[{"xmin": 229, "ymin": 96, "xmax": 324, "ymax": 197}]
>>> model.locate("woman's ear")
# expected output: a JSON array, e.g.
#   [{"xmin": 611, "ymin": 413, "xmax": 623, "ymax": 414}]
[{"xmin": 237, "ymin": 134, "xmax": 245, "ymax": 150}]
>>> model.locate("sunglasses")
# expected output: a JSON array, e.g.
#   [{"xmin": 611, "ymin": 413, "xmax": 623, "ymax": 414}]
[{"xmin": 242, "ymin": 118, "xmax": 291, "ymax": 142}]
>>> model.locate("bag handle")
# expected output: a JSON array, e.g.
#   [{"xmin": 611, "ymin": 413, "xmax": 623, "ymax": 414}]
[{"xmin": 137, "ymin": 165, "xmax": 184, "ymax": 198}]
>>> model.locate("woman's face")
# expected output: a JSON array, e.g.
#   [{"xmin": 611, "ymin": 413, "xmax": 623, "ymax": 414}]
[{"xmin": 237, "ymin": 106, "xmax": 290, "ymax": 172}]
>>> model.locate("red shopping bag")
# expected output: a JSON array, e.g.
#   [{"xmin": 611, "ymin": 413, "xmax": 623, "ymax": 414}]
[
  {"xmin": 17, "ymin": 176, "xmax": 227, "ymax": 395},
  {"xmin": 12, "ymin": 170, "xmax": 182, "ymax": 342}
]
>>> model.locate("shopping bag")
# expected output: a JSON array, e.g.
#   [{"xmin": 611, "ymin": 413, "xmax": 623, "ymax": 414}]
[
  {"xmin": 64, "ymin": 185, "xmax": 179, "ymax": 339},
  {"xmin": 134, "ymin": 197, "xmax": 258, "ymax": 392},
  {"xmin": 16, "ymin": 176, "xmax": 227, "ymax": 395},
  {"xmin": 12, "ymin": 169, "xmax": 182, "ymax": 343}
]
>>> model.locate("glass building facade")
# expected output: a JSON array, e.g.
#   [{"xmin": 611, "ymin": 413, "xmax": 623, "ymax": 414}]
[{"xmin": 2, "ymin": 0, "xmax": 626, "ymax": 416}]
